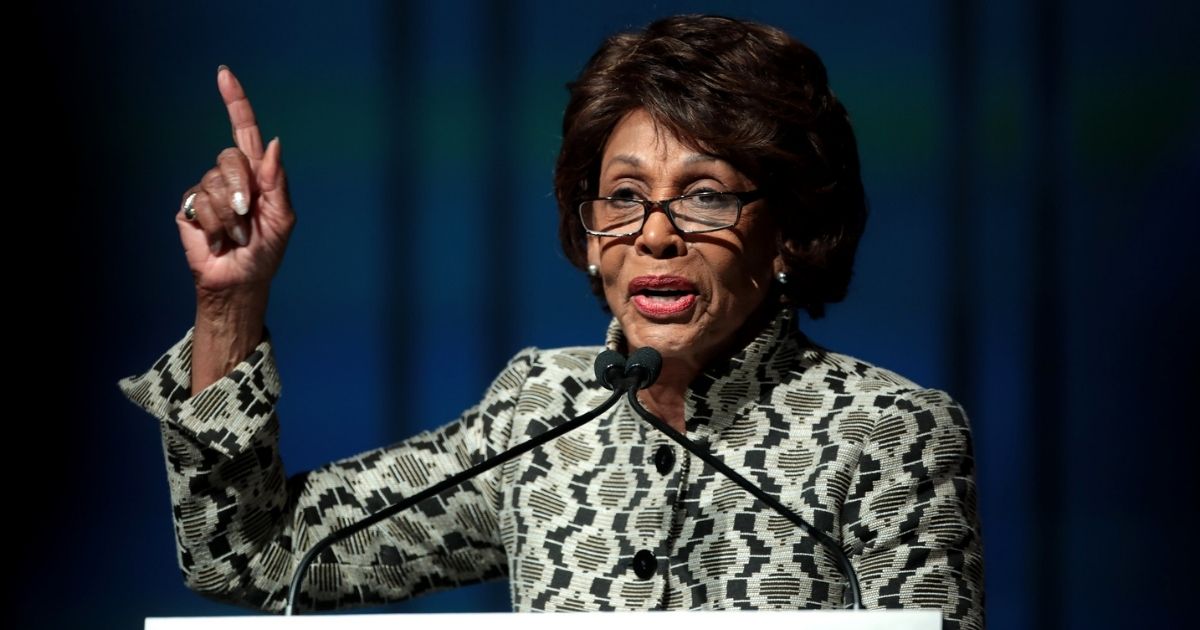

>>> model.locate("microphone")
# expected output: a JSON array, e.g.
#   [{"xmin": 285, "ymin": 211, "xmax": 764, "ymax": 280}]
[
  {"xmin": 594, "ymin": 349, "xmax": 627, "ymax": 390},
  {"xmin": 284, "ymin": 350, "xmax": 644, "ymax": 615},
  {"xmin": 625, "ymin": 346, "xmax": 662, "ymax": 389},
  {"xmin": 621, "ymin": 346, "xmax": 864, "ymax": 610},
  {"xmin": 594, "ymin": 346, "xmax": 658, "ymax": 392}
]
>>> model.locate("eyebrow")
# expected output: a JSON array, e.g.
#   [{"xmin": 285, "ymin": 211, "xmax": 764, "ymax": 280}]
[
  {"xmin": 605, "ymin": 153, "xmax": 721, "ymax": 168},
  {"xmin": 608, "ymin": 154, "xmax": 642, "ymax": 168}
]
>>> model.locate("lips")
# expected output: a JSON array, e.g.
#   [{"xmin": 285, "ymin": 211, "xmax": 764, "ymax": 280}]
[{"xmin": 629, "ymin": 275, "xmax": 698, "ymax": 318}]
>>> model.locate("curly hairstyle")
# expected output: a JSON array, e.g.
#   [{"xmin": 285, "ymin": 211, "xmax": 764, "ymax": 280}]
[{"xmin": 555, "ymin": 15, "xmax": 867, "ymax": 319}]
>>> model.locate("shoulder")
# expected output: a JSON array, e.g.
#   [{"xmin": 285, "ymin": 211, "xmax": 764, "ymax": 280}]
[
  {"xmin": 523, "ymin": 345, "xmax": 605, "ymax": 376},
  {"xmin": 795, "ymin": 345, "xmax": 926, "ymax": 394},
  {"xmin": 487, "ymin": 344, "xmax": 607, "ymax": 399},
  {"xmin": 780, "ymin": 345, "xmax": 972, "ymax": 444},
  {"xmin": 497, "ymin": 345, "xmax": 604, "ymax": 378},
  {"xmin": 484, "ymin": 345, "xmax": 609, "ymax": 435}
]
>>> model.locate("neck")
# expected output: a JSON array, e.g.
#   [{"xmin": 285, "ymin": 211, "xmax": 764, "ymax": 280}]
[
  {"xmin": 639, "ymin": 355, "xmax": 701, "ymax": 433},
  {"xmin": 633, "ymin": 303, "xmax": 785, "ymax": 434}
]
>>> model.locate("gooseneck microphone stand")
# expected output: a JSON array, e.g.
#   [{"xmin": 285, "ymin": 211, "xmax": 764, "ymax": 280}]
[
  {"xmin": 621, "ymin": 347, "xmax": 864, "ymax": 610},
  {"xmin": 285, "ymin": 350, "xmax": 638, "ymax": 615},
  {"xmin": 285, "ymin": 347, "xmax": 861, "ymax": 613}
]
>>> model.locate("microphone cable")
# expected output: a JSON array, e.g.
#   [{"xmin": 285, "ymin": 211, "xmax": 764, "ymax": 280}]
[
  {"xmin": 285, "ymin": 350, "xmax": 636, "ymax": 615},
  {"xmin": 622, "ymin": 346, "xmax": 864, "ymax": 610}
]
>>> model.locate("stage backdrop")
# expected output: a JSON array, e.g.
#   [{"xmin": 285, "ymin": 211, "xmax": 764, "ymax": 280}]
[{"xmin": 18, "ymin": 1, "xmax": 1196, "ymax": 629}]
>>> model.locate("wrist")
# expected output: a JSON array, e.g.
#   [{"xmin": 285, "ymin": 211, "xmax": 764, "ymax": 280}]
[
  {"xmin": 197, "ymin": 283, "xmax": 267, "ymax": 326},
  {"xmin": 191, "ymin": 286, "xmax": 269, "ymax": 394},
  {"xmin": 195, "ymin": 296, "xmax": 266, "ymax": 342},
  {"xmin": 196, "ymin": 283, "xmax": 270, "ymax": 314}
]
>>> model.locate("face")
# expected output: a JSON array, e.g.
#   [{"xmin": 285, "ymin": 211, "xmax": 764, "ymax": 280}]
[{"xmin": 587, "ymin": 109, "xmax": 783, "ymax": 372}]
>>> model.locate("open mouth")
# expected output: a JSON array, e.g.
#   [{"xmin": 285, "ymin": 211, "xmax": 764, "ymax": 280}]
[{"xmin": 629, "ymin": 275, "xmax": 698, "ymax": 317}]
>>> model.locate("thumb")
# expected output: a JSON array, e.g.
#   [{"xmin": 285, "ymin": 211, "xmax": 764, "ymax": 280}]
[{"xmin": 258, "ymin": 136, "xmax": 285, "ymax": 195}]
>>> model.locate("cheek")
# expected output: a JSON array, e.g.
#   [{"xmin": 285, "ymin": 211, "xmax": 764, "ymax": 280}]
[
  {"xmin": 724, "ymin": 222, "xmax": 778, "ymax": 296},
  {"xmin": 714, "ymin": 260, "xmax": 767, "ymax": 309},
  {"xmin": 701, "ymin": 257, "xmax": 774, "ymax": 321},
  {"xmin": 596, "ymin": 239, "xmax": 638, "ymax": 281},
  {"xmin": 595, "ymin": 243, "xmax": 628, "ymax": 305},
  {"xmin": 586, "ymin": 236, "xmax": 600, "ymax": 266}
]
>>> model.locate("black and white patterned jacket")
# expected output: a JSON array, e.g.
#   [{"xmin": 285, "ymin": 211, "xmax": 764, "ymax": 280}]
[{"xmin": 119, "ymin": 308, "xmax": 984, "ymax": 628}]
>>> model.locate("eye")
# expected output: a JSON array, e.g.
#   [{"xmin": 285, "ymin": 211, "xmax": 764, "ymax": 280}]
[
  {"xmin": 683, "ymin": 189, "xmax": 727, "ymax": 206},
  {"xmin": 605, "ymin": 187, "xmax": 645, "ymax": 209}
]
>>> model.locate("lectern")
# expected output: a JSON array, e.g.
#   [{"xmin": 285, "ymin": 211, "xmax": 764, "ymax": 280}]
[{"xmin": 146, "ymin": 610, "xmax": 941, "ymax": 629}]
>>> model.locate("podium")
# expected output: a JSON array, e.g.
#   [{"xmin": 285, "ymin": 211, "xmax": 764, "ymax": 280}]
[{"xmin": 146, "ymin": 610, "xmax": 941, "ymax": 629}]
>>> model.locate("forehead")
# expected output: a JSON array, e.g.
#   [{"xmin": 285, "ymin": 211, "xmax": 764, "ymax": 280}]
[
  {"xmin": 598, "ymin": 110, "xmax": 755, "ymax": 194},
  {"xmin": 601, "ymin": 109, "xmax": 710, "ymax": 166}
]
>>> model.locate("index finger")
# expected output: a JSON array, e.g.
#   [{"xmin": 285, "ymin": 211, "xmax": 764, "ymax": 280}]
[{"xmin": 217, "ymin": 65, "xmax": 265, "ymax": 162}]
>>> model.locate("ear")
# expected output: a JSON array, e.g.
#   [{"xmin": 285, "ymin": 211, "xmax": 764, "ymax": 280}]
[{"xmin": 774, "ymin": 236, "xmax": 797, "ymax": 275}]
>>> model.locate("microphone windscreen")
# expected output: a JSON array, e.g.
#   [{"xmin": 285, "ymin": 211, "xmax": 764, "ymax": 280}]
[
  {"xmin": 626, "ymin": 346, "xmax": 662, "ymax": 388},
  {"xmin": 594, "ymin": 349, "xmax": 627, "ymax": 390}
]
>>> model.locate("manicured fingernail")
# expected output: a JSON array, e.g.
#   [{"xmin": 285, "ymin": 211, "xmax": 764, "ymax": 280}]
[
  {"xmin": 231, "ymin": 225, "xmax": 248, "ymax": 246},
  {"xmin": 210, "ymin": 237, "xmax": 223, "ymax": 255},
  {"xmin": 218, "ymin": 64, "xmax": 229, "ymax": 74},
  {"xmin": 232, "ymin": 191, "xmax": 249, "ymax": 215}
]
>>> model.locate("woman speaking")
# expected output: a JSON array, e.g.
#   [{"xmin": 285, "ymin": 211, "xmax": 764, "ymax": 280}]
[{"xmin": 120, "ymin": 14, "xmax": 984, "ymax": 629}]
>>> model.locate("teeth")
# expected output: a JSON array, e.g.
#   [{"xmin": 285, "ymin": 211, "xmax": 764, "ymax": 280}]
[{"xmin": 639, "ymin": 290, "xmax": 690, "ymax": 302}]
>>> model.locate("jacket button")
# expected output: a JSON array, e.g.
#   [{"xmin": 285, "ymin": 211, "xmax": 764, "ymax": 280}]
[
  {"xmin": 632, "ymin": 549, "xmax": 657, "ymax": 579},
  {"xmin": 653, "ymin": 444, "xmax": 675, "ymax": 475}
]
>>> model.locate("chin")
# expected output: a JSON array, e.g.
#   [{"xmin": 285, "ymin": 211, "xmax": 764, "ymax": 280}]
[{"xmin": 621, "ymin": 318, "xmax": 719, "ymax": 363}]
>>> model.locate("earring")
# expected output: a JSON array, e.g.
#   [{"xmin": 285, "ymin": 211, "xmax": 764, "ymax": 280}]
[
  {"xmin": 587, "ymin": 264, "xmax": 600, "ymax": 277},
  {"xmin": 776, "ymin": 271, "xmax": 789, "ymax": 285}
]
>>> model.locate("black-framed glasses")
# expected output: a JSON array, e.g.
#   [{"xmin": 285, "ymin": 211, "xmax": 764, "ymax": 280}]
[{"xmin": 578, "ymin": 190, "xmax": 762, "ymax": 237}]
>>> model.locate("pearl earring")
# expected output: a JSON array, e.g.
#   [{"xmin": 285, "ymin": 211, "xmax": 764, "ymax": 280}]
[
  {"xmin": 776, "ymin": 271, "xmax": 789, "ymax": 285},
  {"xmin": 587, "ymin": 264, "xmax": 600, "ymax": 277}
]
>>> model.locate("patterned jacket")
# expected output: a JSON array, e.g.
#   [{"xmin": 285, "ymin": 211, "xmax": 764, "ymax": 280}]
[{"xmin": 118, "ymin": 308, "xmax": 984, "ymax": 628}]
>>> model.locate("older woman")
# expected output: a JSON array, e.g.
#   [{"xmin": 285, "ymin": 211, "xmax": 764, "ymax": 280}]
[{"xmin": 120, "ymin": 14, "xmax": 983, "ymax": 629}]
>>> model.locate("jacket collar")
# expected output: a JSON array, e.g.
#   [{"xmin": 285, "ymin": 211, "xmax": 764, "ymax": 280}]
[{"xmin": 603, "ymin": 306, "xmax": 812, "ymax": 439}]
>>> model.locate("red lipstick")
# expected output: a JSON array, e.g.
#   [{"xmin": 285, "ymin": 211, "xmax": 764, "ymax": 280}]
[{"xmin": 629, "ymin": 275, "xmax": 698, "ymax": 318}]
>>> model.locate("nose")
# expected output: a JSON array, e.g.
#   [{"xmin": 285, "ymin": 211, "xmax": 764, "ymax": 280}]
[{"xmin": 636, "ymin": 204, "xmax": 686, "ymax": 259}]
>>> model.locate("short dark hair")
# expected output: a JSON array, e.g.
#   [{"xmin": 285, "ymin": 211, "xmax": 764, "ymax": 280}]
[{"xmin": 555, "ymin": 14, "xmax": 867, "ymax": 319}]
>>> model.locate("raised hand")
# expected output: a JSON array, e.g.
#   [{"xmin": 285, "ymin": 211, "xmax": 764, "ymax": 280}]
[
  {"xmin": 179, "ymin": 66, "xmax": 297, "ymax": 393},
  {"xmin": 176, "ymin": 66, "xmax": 295, "ymax": 296}
]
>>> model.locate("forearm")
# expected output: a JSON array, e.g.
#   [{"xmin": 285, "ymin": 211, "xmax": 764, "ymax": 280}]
[
  {"xmin": 163, "ymin": 413, "xmax": 510, "ymax": 612},
  {"xmin": 121, "ymin": 337, "xmax": 533, "ymax": 612},
  {"xmin": 161, "ymin": 416, "xmax": 290, "ymax": 609},
  {"xmin": 193, "ymin": 286, "xmax": 268, "ymax": 394}
]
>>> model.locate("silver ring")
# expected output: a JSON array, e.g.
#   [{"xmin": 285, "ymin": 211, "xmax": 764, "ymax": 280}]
[{"xmin": 183, "ymin": 192, "xmax": 198, "ymax": 221}]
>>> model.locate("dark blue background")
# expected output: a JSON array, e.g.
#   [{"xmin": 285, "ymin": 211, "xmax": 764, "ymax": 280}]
[{"xmin": 17, "ymin": 1, "xmax": 1197, "ymax": 628}]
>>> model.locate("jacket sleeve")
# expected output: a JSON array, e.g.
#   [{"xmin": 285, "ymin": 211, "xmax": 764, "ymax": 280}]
[
  {"xmin": 118, "ymin": 330, "xmax": 533, "ymax": 613},
  {"xmin": 840, "ymin": 388, "xmax": 985, "ymax": 630}
]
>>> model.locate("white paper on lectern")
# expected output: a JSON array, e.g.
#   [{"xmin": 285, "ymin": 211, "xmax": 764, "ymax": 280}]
[{"xmin": 146, "ymin": 610, "xmax": 941, "ymax": 630}]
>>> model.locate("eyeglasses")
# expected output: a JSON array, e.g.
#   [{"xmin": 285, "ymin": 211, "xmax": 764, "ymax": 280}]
[{"xmin": 578, "ymin": 190, "xmax": 762, "ymax": 237}]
